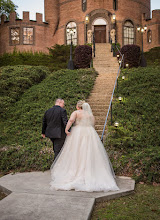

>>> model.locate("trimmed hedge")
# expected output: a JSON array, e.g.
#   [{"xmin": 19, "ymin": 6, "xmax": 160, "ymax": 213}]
[
  {"xmin": 120, "ymin": 45, "xmax": 141, "ymax": 68},
  {"xmin": 144, "ymin": 47, "xmax": 160, "ymax": 66},
  {"xmin": 0, "ymin": 68, "xmax": 97, "ymax": 173},
  {"xmin": 106, "ymin": 66, "xmax": 160, "ymax": 183},
  {"xmin": 74, "ymin": 45, "xmax": 92, "ymax": 69},
  {"xmin": 0, "ymin": 45, "xmax": 76, "ymax": 71},
  {"xmin": 0, "ymin": 65, "xmax": 50, "ymax": 118}
]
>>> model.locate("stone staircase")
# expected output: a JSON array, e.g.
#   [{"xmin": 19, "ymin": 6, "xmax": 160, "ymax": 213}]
[{"xmin": 88, "ymin": 43, "xmax": 119, "ymax": 138}]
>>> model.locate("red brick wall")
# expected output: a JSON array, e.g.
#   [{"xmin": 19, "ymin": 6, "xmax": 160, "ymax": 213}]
[
  {"xmin": 0, "ymin": 0, "xmax": 159, "ymax": 55},
  {"xmin": 54, "ymin": 0, "xmax": 152, "ymax": 48},
  {"xmin": 0, "ymin": 11, "xmax": 49, "ymax": 55}
]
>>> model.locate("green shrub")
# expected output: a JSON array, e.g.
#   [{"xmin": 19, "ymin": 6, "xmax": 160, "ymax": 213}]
[
  {"xmin": 106, "ymin": 66, "xmax": 160, "ymax": 183},
  {"xmin": 74, "ymin": 45, "xmax": 92, "ymax": 69},
  {"xmin": 0, "ymin": 44, "xmax": 76, "ymax": 71},
  {"xmin": 144, "ymin": 47, "xmax": 160, "ymax": 66},
  {"xmin": 0, "ymin": 68, "xmax": 97, "ymax": 174},
  {"xmin": 120, "ymin": 45, "xmax": 141, "ymax": 68},
  {"xmin": 0, "ymin": 65, "xmax": 50, "ymax": 118}
]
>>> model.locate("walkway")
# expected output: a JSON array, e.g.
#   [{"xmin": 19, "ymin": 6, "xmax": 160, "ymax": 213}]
[{"xmin": 0, "ymin": 171, "xmax": 135, "ymax": 220}]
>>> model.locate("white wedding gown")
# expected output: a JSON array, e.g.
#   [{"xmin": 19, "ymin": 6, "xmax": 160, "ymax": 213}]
[{"xmin": 50, "ymin": 105, "xmax": 119, "ymax": 192}]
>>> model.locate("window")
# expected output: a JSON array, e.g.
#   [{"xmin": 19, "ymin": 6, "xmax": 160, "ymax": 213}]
[
  {"xmin": 23, "ymin": 27, "xmax": 34, "ymax": 45},
  {"xmin": 66, "ymin": 22, "xmax": 77, "ymax": 45},
  {"xmin": 124, "ymin": 20, "xmax": 134, "ymax": 45},
  {"xmin": 113, "ymin": 0, "xmax": 118, "ymax": 11},
  {"xmin": 82, "ymin": 0, "xmax": 87, "ymax": 12},
  {"xmin": 10, "ymin": 28, "xmax": 20, "ymax": 45},
  {"xmin": 147, "ymin": 30, "xmax": 152, "ymax": 43}
]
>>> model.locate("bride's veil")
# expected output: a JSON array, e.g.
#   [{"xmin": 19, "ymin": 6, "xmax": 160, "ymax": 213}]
[
  {"xmin": 82, "ymin": 102, "xmax": 116, "ymax": 178},
  {"xmin": 82, "ymin": 102, "xmax": 93, "ymax": 115}
]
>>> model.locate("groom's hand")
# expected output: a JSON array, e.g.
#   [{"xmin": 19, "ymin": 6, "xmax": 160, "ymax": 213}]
[
  {"xmin": 41, "ymin": 134, "xmax": 45, "ymax": 138},
  {"xmin": 65, "ymin": 130, "xmax": 70, "ymax": 136}
]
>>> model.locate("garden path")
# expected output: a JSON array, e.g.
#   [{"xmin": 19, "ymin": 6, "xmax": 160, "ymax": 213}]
[{"xmin": 88, "ymin": 43, "xmax": 119, "ymax": 137}]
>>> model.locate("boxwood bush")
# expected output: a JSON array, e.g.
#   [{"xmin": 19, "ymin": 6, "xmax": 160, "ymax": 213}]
[
  {"xmin": 120, "ymin": 45, "xmax": 141, "ymax": 68},
  {"xmin": 74, "ymin": 45, "xmax": 92, "ymax": 69}
]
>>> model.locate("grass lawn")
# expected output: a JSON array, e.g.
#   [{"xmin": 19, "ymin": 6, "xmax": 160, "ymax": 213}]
[{"xmin": 91, "ymin": 184, "xmax": 160, "ymax": 220}]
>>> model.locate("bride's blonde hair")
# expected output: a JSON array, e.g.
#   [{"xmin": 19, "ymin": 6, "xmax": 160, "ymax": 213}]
[{"xmin": 77, "ymin": 100, "xmax": 85, "ymax": 109}]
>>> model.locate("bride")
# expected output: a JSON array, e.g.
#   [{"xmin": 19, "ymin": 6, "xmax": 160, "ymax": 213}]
[{"xmin": 50, "ymin": 100, "xmax": 119, "ymax": 192}]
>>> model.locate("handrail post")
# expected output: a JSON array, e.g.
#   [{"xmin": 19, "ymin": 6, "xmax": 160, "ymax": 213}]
[
  {"xmin": 111, "ymin": 39, "xmax": 113, "ymax": 52},
  {"xmin": 111, "ymin": 102, "xmax": 113, "ymax": 125},
  {"xmin": 93, "ymin": 32, "xmax": 95, "ymax": 57}
]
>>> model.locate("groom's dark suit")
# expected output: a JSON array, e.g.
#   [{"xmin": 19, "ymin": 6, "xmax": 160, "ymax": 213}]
[{"xmin": 42, "ymin": 105, "xmax": 68, "ymax": 160}]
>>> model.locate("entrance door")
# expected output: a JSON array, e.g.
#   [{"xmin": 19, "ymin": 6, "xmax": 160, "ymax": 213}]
[{"xmin": 94, "ymin": 25, "xmax": 106, "ymax": 43}]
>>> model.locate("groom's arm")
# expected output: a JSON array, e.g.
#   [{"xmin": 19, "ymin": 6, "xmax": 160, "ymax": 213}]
[
  {"xmin": 42, "ymin": 111, "xmax": 47, "ymax": 135},
  {"xmin": 61, "ymin": 108, "xmax": 68, "ymax": 127}
]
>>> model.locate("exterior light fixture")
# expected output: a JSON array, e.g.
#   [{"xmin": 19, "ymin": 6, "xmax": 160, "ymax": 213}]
[
  {"xmin": 67, "ymin": 28, "xmax": 76, "ymax": 70},
  {"xmin": 137, "ymin": 26, "xmax": 141, "ymax": 32},
  {"xmin": 112, "ymin": 13, "xmax": 116, "ymax": 22},
  {"xmin": 137, "ymin": 25, "xmax": 147, "ymax": 67},
  {"xmin": 85, "ymin": 14, "xmax": 89, "ymax": 43},
  {"xmin": 118, "ymin": 97, "xmax": 122, "ymax": 102},
  {"xmin": 126, "ymin": 63, "xmax": 129, "ymax": 68},
  {"xmin": 122, "ymin": 76, "xmax": 125, "ymax": 80},
  {"xmin": 114, "ymin": 122, "xmax": 119, "ymax": 128},
  {"xmin": 117, "ymin": 54, "xmax": 120, "ymax": 58},
  {"xmin": 144, "ymin": 25, "xmax": 147, "ymax": 31},
  {"xmin": 85, "ymin": 14, "xmax": 89, "ymax": 24}
]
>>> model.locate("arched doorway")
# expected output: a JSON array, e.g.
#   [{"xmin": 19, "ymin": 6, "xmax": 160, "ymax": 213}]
[{"xmin": 93, "ymin": 18, "xmax": 108, "ymax": 43}]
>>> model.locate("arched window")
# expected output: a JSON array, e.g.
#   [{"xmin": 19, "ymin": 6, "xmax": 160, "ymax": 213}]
[
  {"xmin": 66, "ymin": 22, "xmax": 77, "ymax": 45},
  {"xmin": 82, "ymin": 0, "xmax": 87, "ymax": 12},
  {"xmin": 123, "ymin": 20, "xmax": 134, "ymax": 45},
  {"xmin": 113, "ymin": 0, "xmax": 118, "ymax": 11},
  {"xmin": 147, "ymin": 30, "xmax": 152, "ymax": 43}
]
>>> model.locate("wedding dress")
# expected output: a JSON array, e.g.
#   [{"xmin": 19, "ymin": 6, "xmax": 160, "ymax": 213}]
[{"xmin": 50, "ymin": 103, "xmax": 119, "ymax": 192}]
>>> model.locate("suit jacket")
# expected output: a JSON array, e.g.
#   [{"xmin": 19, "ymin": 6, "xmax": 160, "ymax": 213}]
[{"xmin": 42, "ymin": 105, "xmax": 68, "ymax": 139}]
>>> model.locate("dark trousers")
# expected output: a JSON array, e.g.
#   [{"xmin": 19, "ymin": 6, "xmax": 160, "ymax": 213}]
[{"xmin": 50, "ymin": 138, "xmax": 65, "ymax": 161}]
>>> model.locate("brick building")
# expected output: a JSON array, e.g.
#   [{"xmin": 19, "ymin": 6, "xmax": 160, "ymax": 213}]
[{"xmin": 0, "ymin": 0, "xmax": 159, "ymax": 55}]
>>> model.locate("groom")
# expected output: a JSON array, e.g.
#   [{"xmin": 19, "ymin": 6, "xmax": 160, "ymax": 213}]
[{"xmin": 42, "ymin": 98, "xmax": 68, "ymax": 160}]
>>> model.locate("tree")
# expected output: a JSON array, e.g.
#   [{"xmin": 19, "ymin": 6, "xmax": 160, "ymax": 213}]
[{"xmin": 0, "ymin": 0, "xmax": 17, "ymax": 17}]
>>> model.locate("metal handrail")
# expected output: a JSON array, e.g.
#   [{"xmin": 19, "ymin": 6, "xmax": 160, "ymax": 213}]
[
  {"xmin": 92, "ymin": 32, "xmax": 95, "ymax": 57},
  {"xmin": 101, "ymin": 54, "xmax": 124, "ymax": 142},
  {"xmin": 116, "ymin": 45, "xmax": 123, "ymax": 57}
]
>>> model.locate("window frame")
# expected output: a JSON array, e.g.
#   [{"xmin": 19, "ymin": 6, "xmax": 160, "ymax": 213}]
[
  {"xmin": 10, "ymin": 27, "xmax": 20, "ymax": 46},
  {"xmin": 23, "ymin": 27, "xmax": 34, "ymax": 45},
  {"xmin": 113, "ymin": 0, "xmax": 118, "ymax": 11},
  {"xmin": 82, "ymin": 0, "xmax": 87, "ymax": 12},
  {"xmin": 147, "ymin": 29, "xmax": 152, "ymax": 44},
  {"xmin": 123, "ymin": 20, "xmax": 134, "ymax": 45},
  {"xmin": 66, "ymin": 22, "xmax": 78, "ymax": 46}
]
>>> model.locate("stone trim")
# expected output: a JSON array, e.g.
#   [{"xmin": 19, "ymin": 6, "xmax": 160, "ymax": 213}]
[
  {"xmin": 1, "ymin": 22, "xmax": 48, "ymax": 27},
  {"xmin": 60, "ymin": 0, "xmax": 77, "ymax": 6}
]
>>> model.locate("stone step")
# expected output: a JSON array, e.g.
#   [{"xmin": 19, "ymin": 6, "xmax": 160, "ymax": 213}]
[
  {"xmin": 95, "ymin": 125, "xmax": 107, "ymax": 130},
  {"xmin": 89, "ymin": 105, "xmax": 109, "ymax": 111}
]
